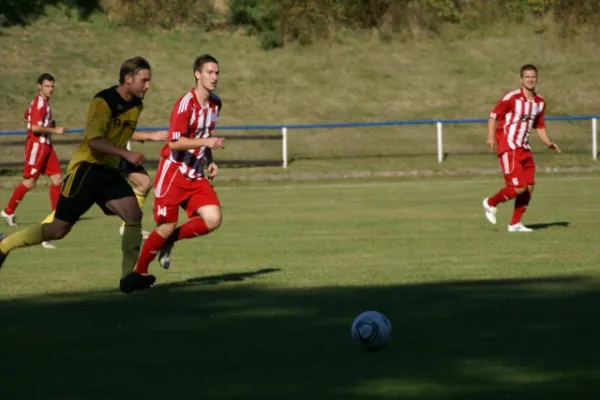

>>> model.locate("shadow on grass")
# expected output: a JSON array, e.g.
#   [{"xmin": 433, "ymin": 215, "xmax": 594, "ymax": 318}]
[
  {"xmin": 529, "ymin": 221, "xmax": 570, "ymax": 230},
  {"xmin": 1, "ymin": 273, "xmax": 599, "ymax": 399}
]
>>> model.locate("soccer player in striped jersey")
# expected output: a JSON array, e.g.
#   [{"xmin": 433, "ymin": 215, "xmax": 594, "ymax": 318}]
[
  {"xmin": 1, "ymin": 74, "xmax": 66, "ymax": 250},
  {"xmin": 482, "ymin": 64, "xmax": 561, "ymax": 232},
  {"xmin": 134, "ymin": 54, "xmax": 225, "ymax": 277}
]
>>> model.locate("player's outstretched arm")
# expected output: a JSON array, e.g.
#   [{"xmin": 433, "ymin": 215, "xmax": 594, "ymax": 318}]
[
  {"xmin": 131, "ymin": 130, "xmax": 168, "ymax": 141},
  {"xmin": 31, "ymin": 125, "xmax": 66, "ymax": 135},
  {"xmin": 169, "ymin": 136, "xmax": 224, "ymax": 151},
  {"xmin": 88, "ymin": 138, "xmax": 146, "ymax": 165},
  {"xmin": 535, "ymin": 128, "xmax": 561, "ymax": 153}
]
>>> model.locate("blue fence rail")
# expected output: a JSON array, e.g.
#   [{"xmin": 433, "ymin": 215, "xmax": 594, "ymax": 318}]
[{"xmin": 1, "ymin": 115, "xmax": 598, "ymax": 167}]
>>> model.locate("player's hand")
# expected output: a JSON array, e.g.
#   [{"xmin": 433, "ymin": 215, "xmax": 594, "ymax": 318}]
[
  {"xmin": 206, "ymin": 137, "xmax": 225, "ymax": 149},
  {"xmin": 54, "ymin": 126, "xmax": 66, "ymax": 135},
  {"xmin": 207, "ymin": 162, "xmax": 219, "ymax": 181},
  {"xmin": 486, "ymin": 137, "xmax": 495, "ymax": 151},
  {"xmin": 124, "ymin": 151, "xmax": 146, "ymax": 166},
  {"xmin": 153, "ymin": 130, "xmax": 169, "ymax": 141},
  {"xmin": 548, "ymin": 142, "xmax": 561, "ymax": 153}
]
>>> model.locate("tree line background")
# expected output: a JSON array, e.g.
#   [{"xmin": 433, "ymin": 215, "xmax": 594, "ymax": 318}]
[{"xmin": 1, "ymin": 0, "xmax": 599, "ymax": 48}]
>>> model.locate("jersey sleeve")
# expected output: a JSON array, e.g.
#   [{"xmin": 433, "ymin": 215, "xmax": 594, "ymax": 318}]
[
  {"xmin": 533, "ymin": 102, "xmax": 546, "ymax": 129},
  {"xmin": 84, "ymin": 97, "xmax": 111, "ymax": 140},
  {"xmin": 168, "ymin": 99, "xmax": 191, "ymax": 142},
  {"xmin": 29, "ymin": 97, "xmax": 46, "ymax": 127},
  {"xmin": 489, "ymin": 97, "xmax": 511, "ymax": 120}
]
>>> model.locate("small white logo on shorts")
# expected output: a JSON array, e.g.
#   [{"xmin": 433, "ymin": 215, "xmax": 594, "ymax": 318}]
[{"xmin": 157, "ymin": 206, "xmax": 167, "ymax": 217}]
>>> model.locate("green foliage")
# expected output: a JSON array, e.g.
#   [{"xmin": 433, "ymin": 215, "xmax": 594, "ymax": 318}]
[
  {"xmin": 0, "ymin": 0, "xmax": 101, "ymax": 26},
  {"xmin": 229, "ymin": 0, "xmax": 283, "ymax": 48},
  {"xmin": 227, "ymin": 0, "xmax": 600, "ymax": 47},
  {"xmin": 99, "ymin": 0, "xmax": 218, "ymax": 29},
  {"xmin": 2, "ymin": 0, "xmax": 599, "ymax": 46}
]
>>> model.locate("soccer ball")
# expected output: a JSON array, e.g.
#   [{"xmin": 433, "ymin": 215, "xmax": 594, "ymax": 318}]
[{"xmin": 350, "ymin": 310, "xmax": 391, "ymax": 350}]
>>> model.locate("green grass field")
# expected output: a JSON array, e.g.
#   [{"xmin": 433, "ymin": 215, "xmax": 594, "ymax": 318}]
[{"xmin": 1, "ymin": 174, "xmax": 599, "ymax": 399}]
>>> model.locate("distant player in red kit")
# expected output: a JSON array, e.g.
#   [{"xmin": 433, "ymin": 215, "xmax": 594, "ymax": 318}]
[
  {"xmin": 135, "ymin": 54, "xmax": 225, "ymax": 276},
  {"xmin": 482, "ymin": 64, "xmax": 561, "ymax": 232},
  {"xmin": 2, "ymin": 74, "xmax": 66, "ymax": 235}
]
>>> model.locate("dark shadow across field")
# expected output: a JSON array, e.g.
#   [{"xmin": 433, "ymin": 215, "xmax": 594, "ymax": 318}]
[{"xmin": 0, "ymin": 273, "xmax": 599, "ymax": 399}]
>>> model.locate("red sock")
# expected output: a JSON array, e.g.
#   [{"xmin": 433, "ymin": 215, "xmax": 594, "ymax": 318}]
[
  {"xmin": 4, "ymin": 184, "xmax": 30, "ymax": 214},
  {"xmin": 135, "ymin": 231, "xmax": 167, "ymax": 274},
  {"xmin": 49, "ymin": 184, "xmax": 61, "ymax": 210},
  {"xmin": 487, "ymin": 187, "xmax": 518, "ymax": 207},
  {"xmin": 170, "ymin": 218, "xmax": 211, "ymax": 242},
  {"xmin": 511, "ymin": 191, "xmax": 531, "ymax": 225}
]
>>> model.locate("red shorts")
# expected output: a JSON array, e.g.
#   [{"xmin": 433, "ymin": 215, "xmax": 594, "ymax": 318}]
[
  {"xmin": 23, "ymin": 140, "xmax": 61, "ymax": 179},
  {"xmin": 153, "ymin": 160, "xmax": 220, "ymax": 224},
  {"xmin": 498, "ymin": 148, "xmax": 535, "ymax": 188}
]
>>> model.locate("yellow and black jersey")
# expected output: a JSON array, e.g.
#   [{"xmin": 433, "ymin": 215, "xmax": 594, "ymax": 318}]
[{"xmin": 67, "ymin": 86, "xmax": 143, "ymax": 172}]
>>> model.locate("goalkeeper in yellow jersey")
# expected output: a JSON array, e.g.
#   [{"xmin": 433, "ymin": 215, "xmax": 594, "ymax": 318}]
[{"xmin": 0, "ymin": 56, "xmax": 157, "ymax": 294}]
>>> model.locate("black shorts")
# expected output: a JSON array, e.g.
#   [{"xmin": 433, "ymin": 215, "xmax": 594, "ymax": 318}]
[
  {"xmin": 117, "ymin": 158, "xmax": 147, "ymax": 178},
  {"xmin": 54, "ymin": 162, "xmax": 136, "ymax": 223}
]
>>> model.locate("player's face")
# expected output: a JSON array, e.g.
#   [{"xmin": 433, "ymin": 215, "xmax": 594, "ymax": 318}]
[
  {"xmin": 38, "ymin": 80, "xmax": 55, "ymax": 99},
  {"xmin": 198, "ymin": 62, "xmax": 219, "ymax": 92},
  {"xmin": 520, "ymin": 70, "xmax": 537, "ymax": 91},
  {"xmin": 127, "ymin": 69, "xmax": 152, "ymax": 99}
]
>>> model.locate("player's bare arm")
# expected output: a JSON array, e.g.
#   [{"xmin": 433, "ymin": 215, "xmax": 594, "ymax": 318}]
[
  {"xmin": 31, "ymin": 125, "xmax": 66, "ymax": 135},
  {"xmin": 88, "ymin": 138, "xmax": 146, "ymax": 166},
  {"xmin": 535, "ymin": 128, "xmax": 561, "ymax": 153},
  {"xmin": 487, "ymin": 117, "xmax": 497, "ymax": 151},
  {"xmin": 168, "ymin": 136, "xmax": 225, "ymax": 151},
  {"xmin": 131, "ymin": 130, "xmax": 168, "ymax": 141},
  {"xmin": 205, "ymin": 149, "xmax": 218, "ymax": 179}
]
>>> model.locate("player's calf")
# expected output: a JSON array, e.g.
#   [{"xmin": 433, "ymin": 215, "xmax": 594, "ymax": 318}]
[{"xmin": 0, "ymin": 233, "xmax": 8, "ymax": 269}]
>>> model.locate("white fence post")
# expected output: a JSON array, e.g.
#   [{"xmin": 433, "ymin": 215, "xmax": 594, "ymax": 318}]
[
  {"xmin": 593, "ymin": 118, "xmax": 597, "ymax": 161},
  {"xmin": 282, "ymin": 127, "xmax": 288, "ymax": 169},
  {"xmin": 436, "ymin": 121, "xmax": 443, "ymax": 163}
]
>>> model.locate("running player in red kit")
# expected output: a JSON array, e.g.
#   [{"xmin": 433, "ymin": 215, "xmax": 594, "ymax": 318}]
[
  {"xmin": 482, "ymin": 64, "xmax": 561, "ymax": 232},
  {"xmin": 135, "ymin": 54, "xmax": 225, "ymax": 276},
  {"xmin": 2, "ymin": 74, "xmax": 65, "ymax": 239}
]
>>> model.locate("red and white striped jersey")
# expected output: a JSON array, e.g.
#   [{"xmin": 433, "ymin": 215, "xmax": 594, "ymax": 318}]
[
  {"xmin": 24, "ymin": 94, "xmax": 53, "ymax": 145},
  {"xmin": 489, "ymin": 88, "xmax": 546, "ymax": 154},
  {"xmin": 159, "ymin": 90, "xmax": 222, "ymax": 180}
]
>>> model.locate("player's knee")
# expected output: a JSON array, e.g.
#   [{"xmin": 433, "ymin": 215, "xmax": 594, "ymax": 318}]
[
  {"xmin": 134, "ymin": 180, "xmax": 153, "ymax": 195},
  {"xmin": 514, "ymin": 186, "xmax": 527, "ymax": 194},
  {"xmin": 45, "ymin": 220, "xmax": 72, "ymax": 240},
  {"xmin": 50, "ymin": 174, "xmax": 63, "ymax": 186},
  {"xmin": 203, "ymin": 213, "xmax": 222, "ymax": 231},
  {"xmin": 156, "ymin": 223, "xmax": 177, "ymax": 238},
  {"xmin": 22, "ymin": 178, "xmax": 36, "ymax": 189}
]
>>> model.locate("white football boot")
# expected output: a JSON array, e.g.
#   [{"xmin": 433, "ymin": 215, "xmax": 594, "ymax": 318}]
[
  {"xmin": 41, "ymin": 241, "xmax": 57, "ymax": 250},
  {"xmin": 508, "ymin": 223, "xmax": 533, "ymax": 232},
  {"xmin": 1, "ymin": 210, "xmax": 17, "ymax": 227},
  {"xmin": 482, "ymin": 197, "xmax": 497, "ymax": 225}
]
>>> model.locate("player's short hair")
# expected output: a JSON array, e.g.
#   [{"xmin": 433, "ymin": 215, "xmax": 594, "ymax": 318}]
[
  {"xmin": 193, "ymin": 54, "xmax": 219, "ymax": 75},
  {"xmin": 119, "ymin": 56, "xmax": 151, "ymax": 84},
  {"xmin": 37, "ymin": 73, "xmax": 55, "ymax": 85},
  {"xmin": 520, "ymin": 64, "xmax": 538, "ymax": 77}
]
